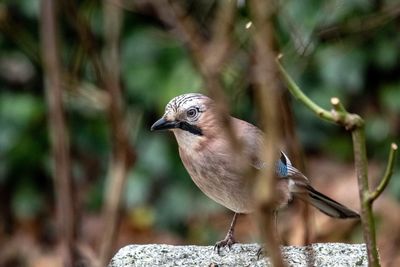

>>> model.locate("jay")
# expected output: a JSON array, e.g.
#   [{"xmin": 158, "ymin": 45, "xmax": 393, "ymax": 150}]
[{"xmin": 151, "ymin": 93, "xmax": 359, "ymax": 252}]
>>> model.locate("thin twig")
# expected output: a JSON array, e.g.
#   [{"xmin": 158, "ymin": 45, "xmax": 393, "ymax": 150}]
[
  {"xmin": 276, "ymin": 56, "xmax": 333, "ymax": 120},
  {"xmin": 149, "ymin": 0, "xmax": 206, "ymax": 60},
  {"xmin": 0, "ymin": 6, "xmax": 40, "ymax": 64},
  {"xmin": 315, "ymin": 3, "xmax": 400, "ymax": 41},
  {"xmin": 203, "ymin": 0, "xmax": 236, "ymax": 73},
  {"xmin": 99, "ymin": 2, "xmax": 133, "ymax": 266},
  {"xmin": 369, "ymin": 143, "xmax": 398, "ymax": 203},
  {"xmin": 249, "ymin": 0, "xmax": 285, "ymax": 266},
  {"xmin": 330, "ymin": 97, "xmax": 347, "ymax": 113},
  {"xmin": 40, "ymin": 0, "xmax": 76, "ymax": 266},
  {"xmin": 59, "ymin": 0, "xmax": 105, "ymax": 84},
  {"xmin": 277, "ymin": 57, "xmax": 364, "ymax": 130},
  {"xmin": 198, "ymin": 0, "xmax": 242, "ymax": 152},
  {"xmin": 280, "ymin": 92, "xmax": 312, "ymax": 245}
]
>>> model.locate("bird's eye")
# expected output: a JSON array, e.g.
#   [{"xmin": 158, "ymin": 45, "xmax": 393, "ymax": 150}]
[{"xmin": 186, "ymin": 108, "xmax": 197, "ymax": 118}]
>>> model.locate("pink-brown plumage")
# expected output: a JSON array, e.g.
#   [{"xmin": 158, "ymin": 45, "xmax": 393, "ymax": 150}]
[{"xmin": 151, "ymin": 93, "xmax": 359, "ymax": 251}]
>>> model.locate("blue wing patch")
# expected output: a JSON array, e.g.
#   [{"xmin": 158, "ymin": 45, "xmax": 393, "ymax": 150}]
[
  {"xmin": 276, "ymin": 152, "xmax": 289, "ymax": 177},
  {"xmin": 277, "ymin": 159, "xmax": 288, "ymax": 177},
  {"xmin": 252, "ymin": 151, "xmax": 296, "ymax": 178}
]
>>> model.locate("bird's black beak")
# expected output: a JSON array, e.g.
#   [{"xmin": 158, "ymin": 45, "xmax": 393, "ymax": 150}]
[{"xmin": 150, "ymin": 117, "xmax": 177, "ymax": 131}]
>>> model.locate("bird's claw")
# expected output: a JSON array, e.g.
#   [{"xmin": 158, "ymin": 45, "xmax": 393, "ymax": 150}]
[
  {"xmin": 256, "ymin": 246, "xmax": 264, "ymax": 259},
  {"xmin": 213, "ymin": 233, "xmax": 236, "ymax": 254}
]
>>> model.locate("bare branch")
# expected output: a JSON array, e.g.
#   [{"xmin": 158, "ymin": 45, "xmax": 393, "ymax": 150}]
[
  {"xmin": 59, "ymin": 0, "xmax": 105, "ymax": 84},
  {"xmin": 249, "ymin": 0, "xmax": 285, "ymax": 266},
  {"xmin": 330, "ymin": 97, "xmax": 346, "ymax": 113},
  {"xmin": 315, "ymin": 4, "xmax": 400, "ymax": 41},
  {"xmin": 40, "ymin": 0, "xmax": 76, "ymax": 265},
  {"xmin": 278, "ymin": 51, "xmax": 390, "ymax": 267},
  {"xmin": 99, "ymin": 2, "xmax": 134, "ymax": 266},
  {"xmin": 369, "ymin": 143, "xmax": 398, "ymax": 203},
  {"xmin": 277, "ymin": 57, "xmax": 364, "ymax": 130},
  {"xmin": 0, "ymin": 6, "xmax": 40, "ymax": 64},
  {"xmin": 277, "ymin": 57, "xmax": 333, "ymax": 120},
  {"xmin": 149, "ymin": 0, "xmax": 206, "ymax": 60},
  {"xmin": 203, "ymin": 0, "xmax": 236, "ymax": 72}
]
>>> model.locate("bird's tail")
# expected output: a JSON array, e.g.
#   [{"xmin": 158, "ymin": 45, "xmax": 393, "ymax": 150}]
[{"xmin": 297, "ymin": 185, "xmax": 359, "ymax": 219}]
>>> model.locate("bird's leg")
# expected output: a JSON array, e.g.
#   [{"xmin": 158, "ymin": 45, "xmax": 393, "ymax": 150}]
[{"xmin": 214, "ymin": 213, "xmax": 239, "ymax": 254}]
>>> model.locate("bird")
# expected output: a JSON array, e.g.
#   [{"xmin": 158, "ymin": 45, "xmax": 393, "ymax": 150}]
[{"xmin": 150, "ymin": 93, "xmax": 359, "ymax": 252}]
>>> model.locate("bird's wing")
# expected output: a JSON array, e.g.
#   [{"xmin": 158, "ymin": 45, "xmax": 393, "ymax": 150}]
[
  {"xmin": 252, "ymin": 150, "xmax": 300, "ymax": 178},
  {"xmin": 231, "ymin": 118, "xmax": 265, "ymax": 169},
  {"xmin": 232, "ymin": 118, "xmax": 299, "ymax": 178},
  {"xmin": 276, "ymin": 151, "xmax": 293, "ymax": 177}
]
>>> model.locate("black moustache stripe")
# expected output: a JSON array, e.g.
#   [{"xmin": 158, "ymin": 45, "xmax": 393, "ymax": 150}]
[{"xmin": 178, "ymin": 121, "xmax": 203, "ymax": 136}]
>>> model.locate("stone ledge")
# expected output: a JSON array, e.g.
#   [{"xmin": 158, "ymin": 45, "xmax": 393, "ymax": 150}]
[{"xmin": 109, "ymin": 243, "xmax": 367, "ymax": 267}]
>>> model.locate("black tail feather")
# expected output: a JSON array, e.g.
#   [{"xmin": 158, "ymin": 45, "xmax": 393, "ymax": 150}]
[{"xmin": 300, "ymin": 185, "xmax": 359, "ymax": 219}]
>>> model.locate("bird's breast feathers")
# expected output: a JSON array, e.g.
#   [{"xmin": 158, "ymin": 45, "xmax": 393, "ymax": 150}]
[{"xmin": 178, "ymin": 142, "xmax": 255, "ymax": 213}]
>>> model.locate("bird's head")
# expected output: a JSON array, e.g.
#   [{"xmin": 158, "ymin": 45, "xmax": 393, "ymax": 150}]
[{"xmin": 150, "ymin": 93, "xmax": 213, "ymax": 139}]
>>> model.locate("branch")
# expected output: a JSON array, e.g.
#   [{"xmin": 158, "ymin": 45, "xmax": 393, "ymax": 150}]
[
  {"xmin": 368, "ymin": 143, "xmax": 398, "ymax": 203},
  {"xmin": 0, "ymin": 6, "xmax": 40, "ymax": 64},
  {"xmin": 276, "ymin": 57, "xmax": 364, "ymax": 130},
  {"xmin": 277, "ymin": 57, "xmax": 333, "ymax": 119},
  {"xmin": 197, "ymin": 0, "xmax": 242, "ymax": 152},
  {"xmin": 99, "ymin": 2, "xmax": 134, "ymax": 266},
  {"xmin": 250, "ymin": 0, "xmax": 285, "ymax": 266},
  {"xmin": 277, "ymin": 54, "xmax": 389, "ymax": 267},
  {"xmin": 315, "ymin": 4, "xmax": 400, "ymax": 42},
  {"xmin": 330, "ymin": 97, "xmax": 346, "ymax": 113},
  {"xmin": 59, "ymin": 0, "xmax": 105, "ymax": 84},
  {"xmin": 203, "ymin": 0, "xmax": 236, "ymax": 72},
  {"xmin": 148, "ymin": 0, "xmax": 206, "ymax": 61},
  {"xmin": 40, "ymin": 0, "xmax": 76, "ymax": 265}
]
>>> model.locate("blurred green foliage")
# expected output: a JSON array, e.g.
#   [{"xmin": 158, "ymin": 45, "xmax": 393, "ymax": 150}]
[{"xmin": 0, "ymin": 0, "xmax": 399, "ymax": 244}]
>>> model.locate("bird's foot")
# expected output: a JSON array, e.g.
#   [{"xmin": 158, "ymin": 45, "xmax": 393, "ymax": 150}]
[
  {"xmin": 256, "ymin": 246, "xmax": 264, "ymax": 259},
  {"xmin": 213, "ymin": 231, "xmax": 236, "ymax": 254}
]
